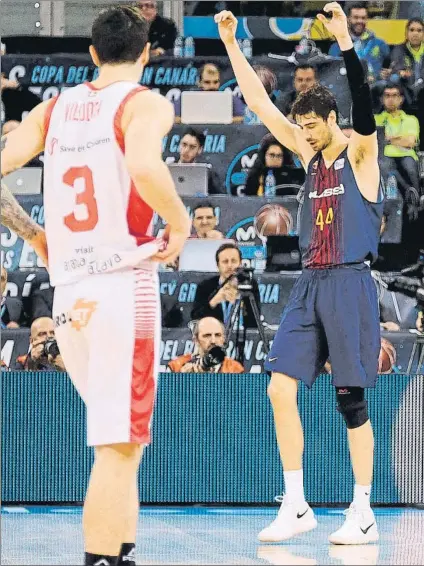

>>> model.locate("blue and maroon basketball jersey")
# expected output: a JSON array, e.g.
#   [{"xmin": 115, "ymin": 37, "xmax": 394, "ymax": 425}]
[{"xmin": 299, "ymin": 147, "xmax": 384, "ymax": 268}]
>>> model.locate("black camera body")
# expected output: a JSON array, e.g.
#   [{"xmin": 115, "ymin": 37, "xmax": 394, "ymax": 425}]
[
  {"xmin": 386, "ymin": 251, "xmax": 424, "ymax": 311},
  {"xmin": 201, "ymin": 345, "xmax": 226, "ymax": 371},
  {"xmin": 234, "ymin": 266, "xmax": 255, "ymax": 292},
  {"xmin": 43, "ymin": 338, "xmax": 60, "ymax": 359}
]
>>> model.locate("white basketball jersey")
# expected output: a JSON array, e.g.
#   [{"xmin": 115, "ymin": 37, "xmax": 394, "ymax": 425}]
[{"xmin": 44, "ymin": 81, "xmax": 161, "ymax": 287}]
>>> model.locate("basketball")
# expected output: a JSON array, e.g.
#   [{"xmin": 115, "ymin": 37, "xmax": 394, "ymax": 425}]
[
  {"xmin": 254, "ymin": 203, "xmax": 293, "ymax": 238},
  {"xmin": 378, "ymin": 337, "xmax": 397, "ymax": 374}
]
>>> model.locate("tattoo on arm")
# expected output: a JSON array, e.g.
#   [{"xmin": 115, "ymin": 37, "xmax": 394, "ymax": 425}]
[
  {"xmin": 1, "ymin": 181, "xmax": 42, "ymax": 241},
  {"xmin": 1, "ymin": 134, "xmax": 44, "ymax": 241}
]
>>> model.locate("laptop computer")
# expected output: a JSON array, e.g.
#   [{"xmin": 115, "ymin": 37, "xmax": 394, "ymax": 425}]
[
  {"xmin": 3, "ymin": 167, "xmax": 43, "ymax": 195},
  {"xmin": 179, "ymin": 238, "xmax": 235, "ymax": 272},
  {"xmin": 180, "ymin": 90, "xmax": 233, "ymax": 124},
  {"xmin": 169, "ymin": 163, "xmax": 209, "ymax": 196}
]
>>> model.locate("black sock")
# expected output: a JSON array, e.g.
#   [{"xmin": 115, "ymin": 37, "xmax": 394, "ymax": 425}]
[
  {"xmin": 85, "ymin": 552, "xmax": 118, "ymax": 566},
  {"xmin": 117, "ymin": 543, "xmax": 136, "ymax": 565}
]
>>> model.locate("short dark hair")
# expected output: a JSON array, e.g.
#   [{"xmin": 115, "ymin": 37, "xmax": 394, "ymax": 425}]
[
  {"xmin": 92, "ymin": 6, "xmax": 150, "ymax": 65},
  {"xmin": 294, "ymin": 64, "xmax": 316, "ymax": 77},
  {"xmin": 383, "ymin": 83, "xmax": 402, "ymax": 96},
  {"xmin": 215, "ymin": 243, "xmax": 242, "ymax": 265},
  {"xmin": 291, "ymin": 84, "xmax": 339, "ymax": 122},
  {"xmin": 347, "ymin": 2, "xmax": 368, "ymax": 16},
  {"xmin": 193, "ymin": 201, "xmax": 215, "ymax": 215},
  {"xmin": 406, "ymin": 18, "xmax": 424, "ymax": 30},
  {"xmin": 181, "ymin": 127, "xmax": 206, "ymax": 148}
]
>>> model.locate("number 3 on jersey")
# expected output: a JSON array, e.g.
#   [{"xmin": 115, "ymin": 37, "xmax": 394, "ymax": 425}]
[
  {"xmin": 63, "ymin": 166, "xmax": 99, "ymax": 232},
  {"xmin": 316, "ymin": 207, "xmax": 334, "ymax": 231}
]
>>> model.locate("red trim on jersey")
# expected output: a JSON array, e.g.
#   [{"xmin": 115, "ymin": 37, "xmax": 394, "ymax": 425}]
[
  {"xmin": 129, "ymin": 336, "xmax": 155, "ymax": 444},
  {"xmin": 113, "ymin": 86, "xmax": 148, "ymax": 152},
  {"xmin": 127, "ymin": 182, "xmax": 154, "ymax": 245},
  {"xmin": 43, "ymin": 96, "xmax": 59, "ymax": 142},
  {"xmin": 112, "ymin": 86, "xmax": 154, "ymax": 245}
]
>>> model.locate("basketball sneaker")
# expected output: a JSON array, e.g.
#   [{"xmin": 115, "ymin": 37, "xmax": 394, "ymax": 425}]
[
  {"xmin": 258, "ymin": 495, "xmax": 317, "ymax": 543},
  {"xmin": 329, "ymin": 504, "xmax": 379, "ymax": 545}
]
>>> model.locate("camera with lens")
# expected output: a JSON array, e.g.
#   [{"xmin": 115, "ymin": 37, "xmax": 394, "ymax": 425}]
[
  {"xmin": 234, "ymin": 266, "xmax": 254, "ymax": 291},
  {"xmin": 200, "ymin": 345, "xmax": 226, "ymax": 370},
  {"xmin": 43, "ymin": 338, "xmax": 60, "ymax": 359},
  {"xmin": 385, "ymin": 250, "xmax": 424, "ymax": 312}
]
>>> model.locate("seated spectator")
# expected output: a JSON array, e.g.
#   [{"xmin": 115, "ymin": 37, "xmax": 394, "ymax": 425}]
[
  {"xmin": 275, "ymin": 64, "xmax": 318, "ymax": 120},
  {"xmin": 329, "ymin": 3, "xmax": 390, "ymax": 83},
  {"xmin": 1, "ymin": 266, "xmax": 25, "ymax": 329},
  {"xmin": 173, "ymin": 127, "xmax": 224, "ymax": 194},
  {"xmin": 168, "ymin": 316, "xmax": 244, "ymax": 373},
  {"xmin": 16, "ymin": 316, "xmax": 66, "ymax": 371},
  {"xmin": 244, "ymin": 134, "xmax": 304, "ymax": 196},
  {"xmin": 191, "ymin": 242, "xmax": 261, "ymax": 328},
  {"xmin": 174, "ymin": 63, "xmax": 246, "ymax": 123},
  {"xmin": 386, "ymin": 18, "xmax": 424, "ymax": 106},
  {"xmin": 136, "ymin": 1, "xmax": 177, "ymax": 56},
  {"xmin": 375, "ymin": 84, "xmax": 421, "ymax": 213},
  {"xmin": 192, "ymin": 202, "xmax": 224, "ymax": 239}
]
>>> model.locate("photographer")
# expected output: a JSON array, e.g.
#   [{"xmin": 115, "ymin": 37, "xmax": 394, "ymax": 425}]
[
  {"xmin": 16, "ymin": 317, "xmax": 65, "ymax": 371},
  {"xmin": 191, "ymin": 243, "xmax": 261, "ymax": 328},
  {"xmin": 168, "ymin": 317, "xmax": 244, "ymax": 373}
]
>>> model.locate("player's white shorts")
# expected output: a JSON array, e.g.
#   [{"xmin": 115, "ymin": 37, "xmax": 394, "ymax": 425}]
[{"xmin": 53, "ymin": 266, "xmax": 161, "ymax": 447}]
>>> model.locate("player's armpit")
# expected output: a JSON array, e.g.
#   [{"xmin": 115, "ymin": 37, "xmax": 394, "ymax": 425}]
[
  {"xmin": 1, "ymin": 100, "xmax": 50, "ymax": 177},
  {"xmin": 347, "ymin": 132, "xmax": 381, "ymax": 203}
]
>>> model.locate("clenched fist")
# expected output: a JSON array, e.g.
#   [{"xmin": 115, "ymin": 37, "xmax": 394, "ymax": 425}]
[{"xmin": 214, "ymin": 11, "xmax": 238, "ymax": 45}]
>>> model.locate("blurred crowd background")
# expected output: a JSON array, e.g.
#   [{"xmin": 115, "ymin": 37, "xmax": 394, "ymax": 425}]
[{"xmin": 1, "ymin": 0, "xmax": 423, "ymax": 374}]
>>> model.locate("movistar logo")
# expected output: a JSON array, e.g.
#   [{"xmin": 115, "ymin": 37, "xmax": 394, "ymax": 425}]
[{"xmin": 308, "ymin": 183, "xmax": 345, "ymax": 199}]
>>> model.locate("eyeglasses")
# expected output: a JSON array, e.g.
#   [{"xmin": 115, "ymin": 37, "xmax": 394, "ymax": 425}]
[
  {"xmin": 267, "ymin": 152, "xmax": 283, "ymax": 159},
  {"xmin": 140, "ymin": 2, "xmax": 156, "ymax": 8}
]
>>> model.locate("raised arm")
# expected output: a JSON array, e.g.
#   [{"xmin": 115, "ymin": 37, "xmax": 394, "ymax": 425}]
[
  {"xmin": 318, "ymin": 2, "xmax": 380, "ymax": 202},
  {"xmin": 123, "ymin": 90, "xmax": 191, "ymax": 263},
  {"xmin": 1, "ymin": 101, "xmax": 51, "ymax": 266},
  {"xmin": 215, "ymin": 11, "xmax": 314, "ymax": 168}
]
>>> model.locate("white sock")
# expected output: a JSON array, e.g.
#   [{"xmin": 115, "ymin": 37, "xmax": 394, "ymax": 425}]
[
  {"xmin": 353, "ymin": 484, "xmax": 371, "ymax": 509},
  {"xmin": 283, "ymin": 469, "xmax": 306, "ymax": 505}
]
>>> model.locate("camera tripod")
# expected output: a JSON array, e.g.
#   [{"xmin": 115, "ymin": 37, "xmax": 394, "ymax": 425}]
[{"xmin": 224, "ymin": 284, "xmax": 269, "ymax": 366}]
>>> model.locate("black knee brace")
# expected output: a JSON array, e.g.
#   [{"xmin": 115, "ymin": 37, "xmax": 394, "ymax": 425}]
[{"xmin": 336, "ymin": 387, "xmax": 369, "ymax": 429}]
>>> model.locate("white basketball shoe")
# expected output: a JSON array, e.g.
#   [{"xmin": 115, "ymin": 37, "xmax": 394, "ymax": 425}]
[
  {"xmin": 258, "ymin": 495, "xmax": 318, "ymax": 543},
  {"xmin": 329, "ymin": 504, "xmax": 379, "ymax": 545}
]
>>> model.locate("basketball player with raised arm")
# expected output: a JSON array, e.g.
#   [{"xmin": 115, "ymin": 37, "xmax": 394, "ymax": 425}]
[
  {"xmin": 216, "ymin": 3, "xmax": 383, "ymax": 545},
  {"xmin": 1, "ymin": 6, "xmax": 191, "ymax": 565}
]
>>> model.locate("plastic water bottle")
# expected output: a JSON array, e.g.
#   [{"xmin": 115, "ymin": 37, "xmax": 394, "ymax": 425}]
[
  {"xmin": 386, "ymin": 174, "xmax": 398, "ymax": 199},
  {"xmin": 242, "ymin": 38, "xmax": 252, "ymax": 58},
  {"xmin": 264, "ymin": 170, "xmax": 276, "ymax": 197},
  {"xmin": 183, "ymin": 36, "xmax": 195, "ymax": 58},
  {"xmin": 173, "ymin": 36, "xmax": 183, "ymax": 58}
]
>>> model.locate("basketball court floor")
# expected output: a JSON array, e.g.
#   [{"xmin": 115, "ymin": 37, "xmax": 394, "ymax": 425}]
[{"xmin": 2, "ymin": 505, "xmax": 423, "ymax": 565}]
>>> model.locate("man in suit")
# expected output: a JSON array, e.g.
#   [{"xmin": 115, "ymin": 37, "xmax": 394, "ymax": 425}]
[{"xmin": 191, "ymin": 242, "xmax": 261, "ymax": 328}]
